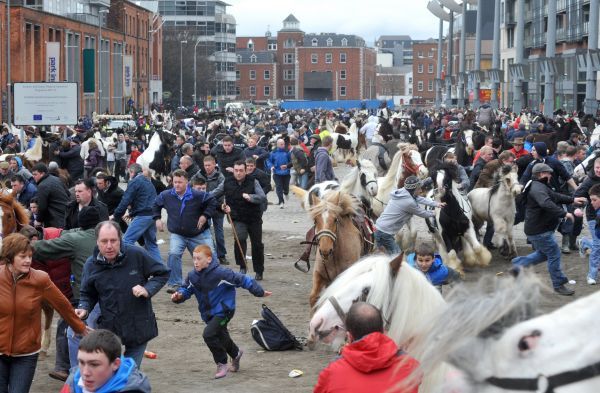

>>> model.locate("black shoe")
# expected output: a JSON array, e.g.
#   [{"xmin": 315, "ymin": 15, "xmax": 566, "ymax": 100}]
[
  {"xmin": 219, "ymin": 256, "xmax": 230, "ymax": 265},
  {"xmin": 255, "ymin": 273, "xmax": 263, "ymax": 281},
  {"xmin": 239, "ymin": 268, "xmax": 247, "ymax": 274},
  {"xmin": 554, "ymin": 285, "xmax": 575, "ymax": 296},
  {"xmin": 48, "ymin": 370, "xmax": 69, "ymax": 382},
  {"xmin": 165, "ymin": 284, "xmax": 180, "ymax": 294}
]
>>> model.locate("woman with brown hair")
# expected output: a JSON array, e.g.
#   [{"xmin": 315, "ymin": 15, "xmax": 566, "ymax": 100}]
[{"xmin": 0, "ymin": 233, "xmax": 88, "ymax": 393}]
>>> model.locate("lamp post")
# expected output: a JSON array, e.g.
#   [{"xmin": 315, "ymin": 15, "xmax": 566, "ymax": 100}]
[
  {"xmin": 426, "ymin": 1, "xmax": 450, "ymax": 109},
  {"xmin": 6, "ymin": 0, "xmax": 11, "ymax": 127},
  {"xmin": 193, "ymin": 39, "xmax": 202, "ymax": 108},
  {"xmin": 179, "ymin": 40, "xmax": 187, "ymax": 108},
  {"xmin": 584, "ymin": 0, "xmax": 599, "ymax": 114},
  {"xmin": 97, "ymin": 8, "xmax": 109, "ymax": 114}
]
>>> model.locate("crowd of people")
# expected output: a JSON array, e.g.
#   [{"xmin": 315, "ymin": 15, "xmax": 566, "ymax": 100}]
[{"xmin": 0, "ymin": 102, "xmax": 598, "ymax": 391}]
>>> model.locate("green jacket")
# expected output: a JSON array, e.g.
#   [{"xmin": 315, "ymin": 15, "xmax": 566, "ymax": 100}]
[{"xmin": 33, "ymin": 228, "xmax": 97, "ymax": 302}]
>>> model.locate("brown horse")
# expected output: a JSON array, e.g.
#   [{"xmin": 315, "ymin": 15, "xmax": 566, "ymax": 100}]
[
  {"xmin": 0, "ymin": 194, "xmax": 54, "ymax": 357},
  {"xmin": 307, "ymin": 191, "xmax": 371, "ymax": 308}
]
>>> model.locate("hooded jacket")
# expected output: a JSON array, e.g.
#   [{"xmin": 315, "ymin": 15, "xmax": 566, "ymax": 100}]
[
  {"xmin": 11, "ymin": 157, "xmax": 33, "ymax": 183},
  {"xmin": 406, "ymin": 253, "xmax": 450, "ymax": 286},
  {"xmin": 375, "ymin": 188, "xmax": 437, "ymax": 235},
  {"xmin": 574, "ymin": 171, "xmax": 600, "ymax": 221},
  {"xmin": 175, "ymin": 259, "xmax": 264, "ymax": 322},
  {"xmin": 314, "ymin": 332, "xmax": 420, "ymax": 393},
  {"xmin": 61, "ymin": 357, "xmax": 151, "ymax": 393},
  {"xmin": 315, "ymin": 147, "xmax": 335, "ymax": 183}
]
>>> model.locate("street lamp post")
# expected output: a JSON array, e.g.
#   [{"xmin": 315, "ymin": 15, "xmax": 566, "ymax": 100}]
[
  {"xmin": 193, "ymin": 39, "xmax": 202, "ymax": 108},
  {"xmin": 179, "ymin": 40, "xmax": 187, "ymax": 108},
  {"xmin": 584, "ymin": 0, "xmax": 599, "ymax": 114},
  {"xmin": 6, "ymin": 0, "xmax": 11, "ymax": 127},
  {"xmin": 97, "ymin": 8, "xmax": 109, "ymax": 114}
]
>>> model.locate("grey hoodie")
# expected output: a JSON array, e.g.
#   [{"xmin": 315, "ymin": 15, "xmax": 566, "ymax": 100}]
[{"xmin": 375, "ymin": 188, "xmax": 437, "ymax": 235}]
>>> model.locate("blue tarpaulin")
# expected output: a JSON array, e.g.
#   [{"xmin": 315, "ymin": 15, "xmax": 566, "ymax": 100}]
[{"xmin": 280, "ymin": 99, "xmax": 393, "ymax": 111}]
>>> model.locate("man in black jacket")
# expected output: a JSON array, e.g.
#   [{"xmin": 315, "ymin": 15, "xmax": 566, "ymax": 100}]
[
  {"xmin": 57, "ymin": 137, "xmax": 84, "ymax": 183},
  {"xmin": 64, "ymin": 178, "xmax": 109, "ymax": 230},
  {"xmin": 221, "ymin": 161, "xmax": 267, "ymax": 280},
  {"xmin": 512, "ymin": 163, "xmax": 588, "ymax": 296},
  {"xmin": 211, "ymin": 136, "xmax": 244, "ymax": 178},
  {"xmin": 75, "ymin": 221, "xmax": 169, "ymax": 367},
  {"xmin": 96, "ymin": 173, "xmax": 124, "ymax": 215},
  {"xmin": 31, "ymin": 163, "xmax": 70, "ymax": 228}
]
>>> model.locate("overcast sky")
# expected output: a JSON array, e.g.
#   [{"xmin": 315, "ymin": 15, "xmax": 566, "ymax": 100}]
[{"xmin": 225, "ymin": 0, "xmax": 440, "ymax": 45}]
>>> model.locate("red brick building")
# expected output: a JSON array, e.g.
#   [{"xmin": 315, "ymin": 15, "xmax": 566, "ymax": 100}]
[
  {"xmin": 235, "ymin": 50, "xmax": 277, "ymax": 101},
  {"xmin": 412, "ymin": 39, "xmax": 445, "ymax": 105},
  {"xmin": 0, "ymin": 0, "xmax": 162, "ymax": 122},
  {"xmin": 236, "ymin": 14, "xmax": 377, "ymax": 101}
]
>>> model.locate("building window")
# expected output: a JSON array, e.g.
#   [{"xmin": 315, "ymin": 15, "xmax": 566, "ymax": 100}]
[
  {"xmin": 237, "ymin": 55, "xmax": 242, "ymax": 63},
  {"xmin": 418, "ymin": 51, "xmax": 424, "ymax": 58},
  {"xmin": 236, "ymin": 70, "xmax": 240, "ymax": 80},
  {"xmin": 249, "ymin": 70, "xmax": 256, "ymax": 80},
  {"xmin": 250, "ymin": 86, "xmax": 256, "ymax": 96},
  {"xmin": 418, "ymin": 64, "xmax": 424, "ymax": 73},
  {"xmin": 311, "ymin": 53, "xmax": 318, "ymax": 64},
  {"xmin": 284, "ymin": 53, "xmax": 294, "ymax": 64},
  {"xmin": 268, "ymin": 42, "xmax": 277, "ymax": 50},
  {"xmin": 235, "ymin": 86, "xmax": 240, "ymax": 95},
  {"xmin": 325, "ymin": 53, "xmax": 332, "ymax": 64},
  {"xmin": 429, "ymin": 49, "xmax": 434, "ymax": 58},
  {"xmin": 284, "ymin": 69, "xmax": 295, "ymax": 80},
  {"xmin": 250, "ymin": 54, "xmax": 257, "ymax": 63},
  {"xmin": 341, "ymin": 38, "xmax": 348, "ymax": 46},
  {"xmin": 340, "ymin": 69, "xmax": 346, "ymax": 80},
  {"xmin": 340, "ymin": 86, "xmax": 346, "ymax": 96},
  {"xmin": 326, "ymin": 38, "xmax": 333, "ymax": 47},
  {"xmin": 428, "ymin": 80, "xmax": 434, "ymax": 91},
  {"xmin": 264, "ymin": 86, "xmax": 270, "ymax": 96},
  {"xmin": 340, "ymin": 52, "xmax": 347, "ymax": 63},
  {"xmin": 428, "ymin": 64, "xmax": 434, "ymax": 73},
  {"xmin": 247, "ymin": 41, "xmax": 254, "ymax": 50},
  {"xmin": 284, "ymin": 85, "xmax": 295, "ymax": 96},
  {"xmin": 311, "ymin": 38, "xmax": 318, "ymax": 46},
  {"xmin": 264, "ymin": 70, "xmax": 270, "ymax": 80},
  {"xmin": 409, "ymin": 88, "xmax": 413, "ymax": 94},
  {"xmin": 284, "ymin": 38, "xmax": 295, "ymax": 48},
  {"xmin": 418, "ymin": 81, "xmax": 423, "ymax": 91},
  {"xmin": 408, "ymin": 77, "xmax": 413, "ymax": 84}
]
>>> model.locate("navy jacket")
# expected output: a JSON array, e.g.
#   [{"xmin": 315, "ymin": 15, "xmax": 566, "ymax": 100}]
[
  {"xmin": 113, "ymin": 174, "xmax": 157, "ymax": 220},
  {"xmin": 520, "ymin": 156, "xmax": 572, "ymax": 192},
  {"xmin": 15, "ymin": 182, "xmax": 37, "ymax": 208},
  {"xmin": 153, "ymin": 187, "xmax": 217, "ymax": 237},
  {"xmin": 176, "ymin": 260, "xmax": 264, "ymax": 323},
  {"xmin": 78, "ymin": 244, "xmax": 169, "ymax": 346}
]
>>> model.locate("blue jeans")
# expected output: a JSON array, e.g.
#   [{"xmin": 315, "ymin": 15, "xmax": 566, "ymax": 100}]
[
  {"xmin": 297, "ymin": 172, "xmax": 309, "ymax": 189},
  {"xmin": 123, "ymin": 215, "xmax": 162, "ymax": 263},
  {"xmin": 0, "ymin": 354, "xmax": 38, "ymax": 393},
  {"xmin": 512, "ymin": 231, "xmax": 567, "ymax": 288},
  {"xmin": 374, "ymin": 230, "xmax": 400, "ymax": 255},
  {"xmin": 123, "ymin": 342, "xmax": 148, "ymax": 368},
  {"xmin": 168, "ymin": 230, "xmax": 215, "ymax": 286},
  {"xmin": 68, "ymin": 304, "xmax": 101, "ymax": 368},
  {"xmin": 587, "ymin": 220, "xmax": 600, "ymax": 281},
  {"xmin": 211, "ymin": 213, "xmax": 227, "ymax": 259},
  {"xmin": 54, "ymin": 318, "xmax": 70, "ymax": 372}
]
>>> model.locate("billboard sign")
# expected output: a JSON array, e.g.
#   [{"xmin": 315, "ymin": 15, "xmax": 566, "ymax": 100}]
[
  {"xmin": 123, "ymin": 55, "xmax": 133, "ymax": 97},
  {"xmin": 46, "ymin": 42, "xmax": 60, "ymax": 82},
  {"xmin": 13, "ymin": 82, "xmax": 78, "ymax": 125}
]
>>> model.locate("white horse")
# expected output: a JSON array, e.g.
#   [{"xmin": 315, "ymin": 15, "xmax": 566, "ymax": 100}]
[
  {"xmin": 429, "ymin": 164, "xmax": 491, "ymax": 272},
  {"xmin": 371, "ymin": 143, "xmax": 428, "ymax": 217},
  {"xmin": 404, "ymin": 271, "xmax": 600, "ymax": 393},
  {"xmin": 308, "ymin": 254, "xmax": 447, "ymax": 392},
  {"xmin": 331, "ymin": 123, "xmax": 359, "ymax": 164},
  {"xmin": 294, "ymin": 159, "xmax": 379, "ymax": 211},
  {"xmin": 468, "ymin": 165, "xmax": 522, "ymax": 258},
  {"xmin": 573, "ymin": 149, "xmax": 599, "ymax": 182}
]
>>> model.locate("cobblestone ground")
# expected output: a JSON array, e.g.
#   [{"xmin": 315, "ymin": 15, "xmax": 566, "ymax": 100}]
[{"xmin": 31, "ymin": 165, "xmax": 598, "ymax": 392}]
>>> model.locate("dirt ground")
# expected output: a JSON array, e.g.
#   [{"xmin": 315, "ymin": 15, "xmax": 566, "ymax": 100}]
[{"xmin": 30, "ymin": 166, "xmax": 599, "ymax": 393}]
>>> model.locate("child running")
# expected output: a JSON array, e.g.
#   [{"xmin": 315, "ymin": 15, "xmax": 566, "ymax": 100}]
[{"xmin": 171, "ymin": 245, "xmax": 272, "ymax": 378}]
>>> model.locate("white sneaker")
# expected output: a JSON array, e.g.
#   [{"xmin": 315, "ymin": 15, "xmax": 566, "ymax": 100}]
[{"xmin": 587, "ymin": 277, "xmax": 597, "ymax": 285}]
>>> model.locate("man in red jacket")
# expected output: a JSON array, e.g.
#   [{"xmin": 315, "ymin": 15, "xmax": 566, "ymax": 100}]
[{"xmin": 314, "ymin": 302, "xmax": 420, "ymax": 393}]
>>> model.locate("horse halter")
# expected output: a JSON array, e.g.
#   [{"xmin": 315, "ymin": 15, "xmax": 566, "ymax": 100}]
[
  {"xmin": 359, "ymin": 172, "xmax": 377, "ymax": 190},
  {"xmin": 315, "ymin": 287, "xmax": 370, "ymax": 340},
  {"xmin": 486, "ymin": 359, "xmax": 600, "ymax": 393}
]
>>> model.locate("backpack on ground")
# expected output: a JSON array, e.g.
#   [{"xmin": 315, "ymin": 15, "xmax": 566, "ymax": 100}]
[{"xmin": 251, "ymin": 304, "xmax": 303, "ymax": 351}]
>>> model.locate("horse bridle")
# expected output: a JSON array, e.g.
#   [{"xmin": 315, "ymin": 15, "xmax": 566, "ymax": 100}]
[
  {"xmin": 486, "ymin": 359, "xmax": 600, "ymax": 392},
  {"xmin": 315, "ymin": 288, "xmax": 370, "ymax": 340},
  {"xmin": 359, "ymin": 172, "xmax": 377, "ymax": 190}
]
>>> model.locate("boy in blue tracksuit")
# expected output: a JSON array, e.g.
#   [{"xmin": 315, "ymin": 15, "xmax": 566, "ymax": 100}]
[
  {"xmin": 266, "ymin": 138, "xmax": 292, "ymax": 207},
  {"xmin": 171, "ymin": 245, "xmax": 272, "ymax": 379},
  {"xmin": 406, "ymin": 242, "xmax": 460, "ymax": 290}
]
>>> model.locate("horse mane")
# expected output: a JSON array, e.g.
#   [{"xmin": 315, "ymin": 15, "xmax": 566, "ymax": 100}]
[
  {"xmin": 23, "ymin": 136, "xmax": 43, "ymax": 162},
  {"xmin": 308, "ymin": 190, "xmax": 359, "ymax": 221},
  {"xmin": 489, "ymin": 164, "xmax": 514, "ymax": 197},
  {"xmin": 341, "ymin": 159, "xmax": 376, "ymax": 192},
  {"xmin": 315, "ymin": 254, "xmax": 395, "ymax": 312},
  {"xmin": 402, "ymin": 271, "xmax": 542, "ymax": 388},
  {"xmin": 0, "ymin": 193, "xmax": 30, "ymax": 228}
]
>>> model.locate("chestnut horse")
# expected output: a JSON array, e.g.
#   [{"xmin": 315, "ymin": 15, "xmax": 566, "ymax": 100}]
[{"xmin": 307, "ymin": 191, "xmax": 372, "ymax": 308}]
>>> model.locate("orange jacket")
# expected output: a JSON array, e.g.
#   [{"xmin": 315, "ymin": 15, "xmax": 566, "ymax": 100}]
[
  {"xmin": 314, "ymin": 332, "xmax": 420, "ymax": 393},
  {"xmin": 0, "ymin": 266, "xmax": 85, "ymax": 356}
]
